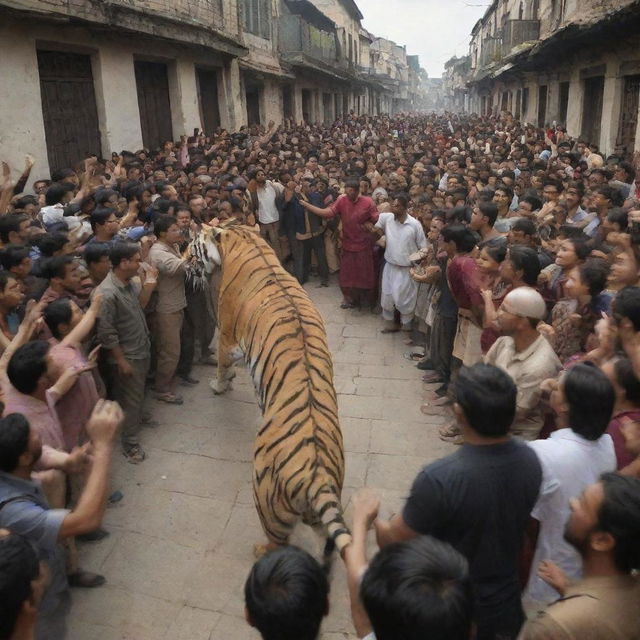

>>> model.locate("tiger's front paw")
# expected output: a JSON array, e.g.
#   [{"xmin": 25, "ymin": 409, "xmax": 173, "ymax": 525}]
[{"xmin": 209, "ymin": 378, "xmax": 231, "ymax": 395}]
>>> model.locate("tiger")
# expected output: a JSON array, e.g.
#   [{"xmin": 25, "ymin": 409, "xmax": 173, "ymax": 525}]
[{"xmin": 197, "ymin": 220, "xmax": 352, "ymax": 557}]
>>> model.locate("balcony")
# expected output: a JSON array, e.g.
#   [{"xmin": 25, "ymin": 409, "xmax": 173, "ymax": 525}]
[
  {"xmin": 480, "ymin": 36, "xmax": 502, "ymax": 68},
  {"xmin": 279, "ymin": 14, "xmax": 339, "ymax": 68},
  {"xmin": 502, "ymin": 19, "xmax": 540, "ymax": 55}
]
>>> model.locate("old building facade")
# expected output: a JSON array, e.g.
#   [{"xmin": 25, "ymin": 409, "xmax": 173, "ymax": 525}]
[
  {"xmin": 0, "ymin": 0, "xmax": 426, "ymax": 179},
  {"xmin": 443, "ymin": 0, "xmax": 640, "ymax": 158}
]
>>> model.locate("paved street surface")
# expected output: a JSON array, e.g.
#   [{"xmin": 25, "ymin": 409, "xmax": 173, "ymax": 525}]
[{"xmin": 68, "ymin": 280, "xmax": 453, "ymax": 640}]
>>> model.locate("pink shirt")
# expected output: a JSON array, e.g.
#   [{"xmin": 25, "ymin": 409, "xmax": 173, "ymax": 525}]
[
  {"xmin": 2, "ymin": 385, "xmax": 65, "ymax": 469},
  {"xmin": 49, "ymin": 341, "xmax": 99, "ymax": 451}
]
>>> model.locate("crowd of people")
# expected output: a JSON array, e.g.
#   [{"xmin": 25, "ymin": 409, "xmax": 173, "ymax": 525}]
[{"xmin": 0, "ymin": 110, "xmax": 640, "ymax": 639}]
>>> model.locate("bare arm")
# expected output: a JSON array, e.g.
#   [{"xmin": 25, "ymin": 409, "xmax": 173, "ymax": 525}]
[
  {"xmin": 62, "ymin": 294, "xmax": 102, "ymax": 347},
  {"xmin": 300, "ymin": 199, "xmax": 334, "ymax": 219},
  {"xmin": 374, "ymin": 512, "xmax": 418, "ymax": 548}
]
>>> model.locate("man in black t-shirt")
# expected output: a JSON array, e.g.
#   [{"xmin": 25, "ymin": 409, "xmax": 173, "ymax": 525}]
[{"xmin": 375, "ymin": 363, "xmax": 543, "ymax": 640}]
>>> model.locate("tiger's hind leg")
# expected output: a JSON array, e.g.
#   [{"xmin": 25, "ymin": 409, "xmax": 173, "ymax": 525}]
[
  {"xmin": 209, "ymin": 334, "xmax": 242, "ymax": 395},
  {"xmin": 253, "ymin": 476, "xmax": 297, "ymax": 558}
]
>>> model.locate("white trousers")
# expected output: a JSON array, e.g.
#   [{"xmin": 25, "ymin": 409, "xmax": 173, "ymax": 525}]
[{"xmin": 380, "ymin": 262, "xmax": 417, "ymax": 326}]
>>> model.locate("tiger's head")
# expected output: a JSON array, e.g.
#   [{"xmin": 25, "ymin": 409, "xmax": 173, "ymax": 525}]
[{"xmin": 199, "ymin": 219, "xmax": 260, "ymax": 266}]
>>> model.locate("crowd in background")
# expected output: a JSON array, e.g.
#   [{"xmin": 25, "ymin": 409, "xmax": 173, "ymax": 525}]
[{"xmin": 1, "ymin": 111, "xmax": 640, "ymax": 640}]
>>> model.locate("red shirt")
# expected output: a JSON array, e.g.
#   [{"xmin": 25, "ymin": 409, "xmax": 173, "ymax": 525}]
[
  {"xmin": 330, "ymin": 194, "xmax": 378, "ymax": 252},
  {"xmin": 447, "ymin": 254, "xmax": 482, "ymax": 310}
]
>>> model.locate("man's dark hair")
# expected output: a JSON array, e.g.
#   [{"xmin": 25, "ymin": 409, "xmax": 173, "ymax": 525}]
[
  {"xmin": 478, "ymin": 201, "xmax": 498, "ymax": 226},
  {"xmin": 578, "ymin": 259, "xmax": 609, "ymax": 299},
  {"xmin": 41, "ymin": 255, "xmax": 74, "ymax": 281},
  {"xmin": 598, "ymin": 472, "xmax": 640, "ymax": 572},
  {"xmin": 0, "ymin": 532, "xmax": 40, "ymax": 638},
  {"xmin": 109, "ymin": 242, "xmax": 140, "ymax": 268},
  {"xmin": 392, "ymin": 192, "xmax": 410, "ymax": 208},
  {"xmin": 521, "ymin": 194, "xmax": 543, "ymax": 212},
  {"xmin": 90, "ymin": 207, "xmax": 116, "ymax": 231},
  {"xmin": 360, "ymin": 536, "xmax": 472, "ymax": 640},
  {"xmin": 7, "ymin": 341, "xmax": 50, "ymax": 395},
  {"xmin": 43, "ymin": 297, "xmax": 74, "ymax": 341},
  {"xmin": 50, "ymin": 168, "xmax": 76, "ymax": 183},
  {"xmin": 543, "ymin": 177, "xmax": 564, "ymax": 193},
  {"xmin": 606, "ymin": 207, "xmax": 628, "ymax": 231},
  {"xmin": 612, "ymin": 357, "xmax": 640, "ymax": 404},
  {"xmin": 94, "ymin": 189, "xmax": 118, "ymax": 207},
  {"xmin": 0, "ymin": 413, "xmax": 31, "ymax": 473},
  {"xmin": 511, "ymin": 217, "xmax": 537, "ymax": 238},
  {"xmin": 441, "ymin": 225, "xmax": 476, "ymax": 254},
  {"xmin": 0, "ymin": 245, "xmax": 30, "ymax": 272},
  {"xmin": 596, "ymin": 185, "xmax": 624, "ymax": 208},
  {"xmin": 494, "ymin": 183, "xmax": 514, "ymax": 201},
  {"xmin": 0, "ymin": 214, "xmax": 29, "ymax": 244},
  {"xmin": 508, "ymin": 246, "xmax": 541, "ymax": 286},
  {"xmin": 154, "ymin": 214, "xmax": 177, "ymax": 236},
  {"xmin": 453, "ymin": 363, "xmax": 516, "ymax": 437},
  {"xmin": 34, "ymin": 232, "xmax": 68, "ymax": 258},
  {"xmin": 613, "ymin": 286, "xmax": 640, "ymax": 331},
  {"xmin": 618, "ymin": 161, "xmax": 636, "ymax": 183},
  {"xmin": 44, "ymin": 182, "xmax": 75, "ymax": 206},
  {"xmin": 446, "ymin": 205, "xmax": 472, "ymax": 225},
  {"xmin": 245, "ymin": 546, "xmax": 328, "ymax": 640},
  {"xmin": 13, "ymin": 195, "xmax": 38, "ymax": 211},
  {"xmin": 564, "ymin": 363, "xmax": 614, "ymax": 441},
  {"xmin": 84, "ymin": 243, "xmax": 110, "ymax": 266}
]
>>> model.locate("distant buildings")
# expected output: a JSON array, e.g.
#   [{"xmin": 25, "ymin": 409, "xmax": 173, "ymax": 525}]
[
  {"xmin": 442, "ymin": 0, "xmax": 640, "ymax": 158},
  {"xmin": 0, "ymin": 0, "xmax": 428, "ymax": 177}
]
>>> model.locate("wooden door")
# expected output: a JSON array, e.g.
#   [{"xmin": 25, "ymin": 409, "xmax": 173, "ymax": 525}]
[
  {"xmin": 582, "ymin": 76, "xmax": 604, "ymax": 147},
  {"xmin": 196, "ymin": 68, "xmax": 220, "ymax": 135},
  {"xmin": 537, "ymin": 85, "xmax": 547, "ymax": 127},
  {"xmin": 559, "ymin": 81, "xmax": 570, "ymax": 125},
  {"xmin": 37, "ymin": 50, "xmax": 102, "ymax": 172},
  {"xmin": 617, "ymin": 75, "xmax": 640, "ymax": 159},
  {"xmin": 134, "ymin": 61, "xmax": 173, "ymax": 150},
  {"xmin": 246, "ymin": 88, "xmax": 261, "ymax": 125}
]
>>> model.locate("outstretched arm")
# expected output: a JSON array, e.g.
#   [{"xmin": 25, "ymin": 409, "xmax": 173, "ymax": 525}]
[{"xmin": 300, "ymin": 199, "xmax": 335, "ymax": 219}]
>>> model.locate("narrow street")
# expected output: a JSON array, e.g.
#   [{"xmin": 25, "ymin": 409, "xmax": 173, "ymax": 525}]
[{"xmin": 67, "ymin": 280, "xmax": 453, "ymax": 640}]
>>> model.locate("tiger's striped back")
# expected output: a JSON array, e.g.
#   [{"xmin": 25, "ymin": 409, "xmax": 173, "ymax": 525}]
[{"xmin": 214, "ymin": 224, "xmax": 351, "ymax": 551}]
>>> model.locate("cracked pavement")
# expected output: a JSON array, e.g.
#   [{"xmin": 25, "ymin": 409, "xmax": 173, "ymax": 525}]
[{"xmin": 68, "ymin": 282, "xmax": 453, "ymax": 640}]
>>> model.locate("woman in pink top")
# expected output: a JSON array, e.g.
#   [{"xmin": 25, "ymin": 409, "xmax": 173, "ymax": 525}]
[{"xmin": 43, "ymin": 294, "xmax": 102, "ymax": 451}]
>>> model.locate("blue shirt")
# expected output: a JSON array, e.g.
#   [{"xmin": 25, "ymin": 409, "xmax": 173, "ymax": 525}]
[{"xmin": 0, "ymin": 471, "xmax": 69, "ymax": 619}]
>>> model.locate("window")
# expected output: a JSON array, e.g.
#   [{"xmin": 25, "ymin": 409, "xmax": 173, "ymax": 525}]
[{"xmin": 243, "ymin": 0, "xmax": 270, "ymax": 39}]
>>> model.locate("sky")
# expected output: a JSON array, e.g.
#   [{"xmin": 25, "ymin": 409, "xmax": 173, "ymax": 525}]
[{"xmin": 359, "ymin": 0, "xmax": 489, "ymax": 78}]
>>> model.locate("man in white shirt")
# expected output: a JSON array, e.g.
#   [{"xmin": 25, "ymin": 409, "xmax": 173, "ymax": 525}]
[
  {"xmin": 370, "ymin": 192, "xmax": 427, "ymax": 332},
  {"xmin": 248, "ymin": 168, "xmax": 285, "ymax": 260},
  {"xmin": 525, "ymin": 363, "xmax": 616, "ymax": 610}
]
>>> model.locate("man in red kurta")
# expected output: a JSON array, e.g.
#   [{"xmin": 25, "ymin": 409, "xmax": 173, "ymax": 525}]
[{"xmin": 301, "ymin": 178, "xmax": 378, "ymax": 308}]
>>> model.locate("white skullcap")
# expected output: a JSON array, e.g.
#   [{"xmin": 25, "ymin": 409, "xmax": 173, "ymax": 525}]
[{"xmin": 501, "ymin": 287, "xmax": 546, "ymax": 320}]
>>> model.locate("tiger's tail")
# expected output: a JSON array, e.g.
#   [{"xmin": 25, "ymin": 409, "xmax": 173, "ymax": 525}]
[{"xmin": 311, "ymin": 482, "xmax": 352, "ymax": 560}]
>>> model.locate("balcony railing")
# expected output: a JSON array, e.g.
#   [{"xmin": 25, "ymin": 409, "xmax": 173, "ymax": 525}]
[
  {"xmin": 502, "ymin": 19, "xmax": 540, "ymax": 55},
  {"xmin": 480, "ymin": 36, "xmax": 502, "ymax": 67},
  {"xmin": 278, "ymin": 14, "xmax": 338, "ymax": 66}
]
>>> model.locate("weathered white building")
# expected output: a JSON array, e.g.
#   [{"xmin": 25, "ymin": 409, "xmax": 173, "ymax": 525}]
[
  {"xmin": 458, "ymin": 0, "xmax": 640, "ymax": 157},
  {"xmin": 0, "ymin": 0, "xmax": 426, "ymax": 181}
]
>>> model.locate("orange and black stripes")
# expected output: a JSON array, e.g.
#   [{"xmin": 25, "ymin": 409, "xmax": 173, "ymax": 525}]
[{"xmin": 213, "ymin": 225, "xmax": 351, "ymax": 551}]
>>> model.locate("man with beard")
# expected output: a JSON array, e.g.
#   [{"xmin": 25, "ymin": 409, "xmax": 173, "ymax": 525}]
[
  {"xmin": 368, "ymin": 192, "xmax": 427, "ymax": 332},
  {"xmin": 520, "ymin": 473, "xmax": 640, "ymax": 639},
  {"xmin": 0, "ymin": 401, "xmax": 123, "ymax": 638}
]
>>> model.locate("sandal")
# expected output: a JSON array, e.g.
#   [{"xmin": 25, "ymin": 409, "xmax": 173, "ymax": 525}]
[
  {"xmin": 403, "ymin": 350, "xmax": 425, "ymax": 362},
  {"xmin": 155, "ymin": 392, "xmax": 184, "ymax": 405},
  {"xmin": 340, "ymin": 302, "xmax": 357, "ymax": 309},
  {"xmin": 439, "ymin": 423, "xmax": 460, "ymax": 439},
  {"xmin": 68, "ymin": 570, "xmax": 106, "ymax": 588},
  {"xmin": 122, "ymin": 443, "xmax": 146, "ymax": 464},
  {"xmin": 420, "ymin": 400, "xmax": 452, "ymax": 416}
]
